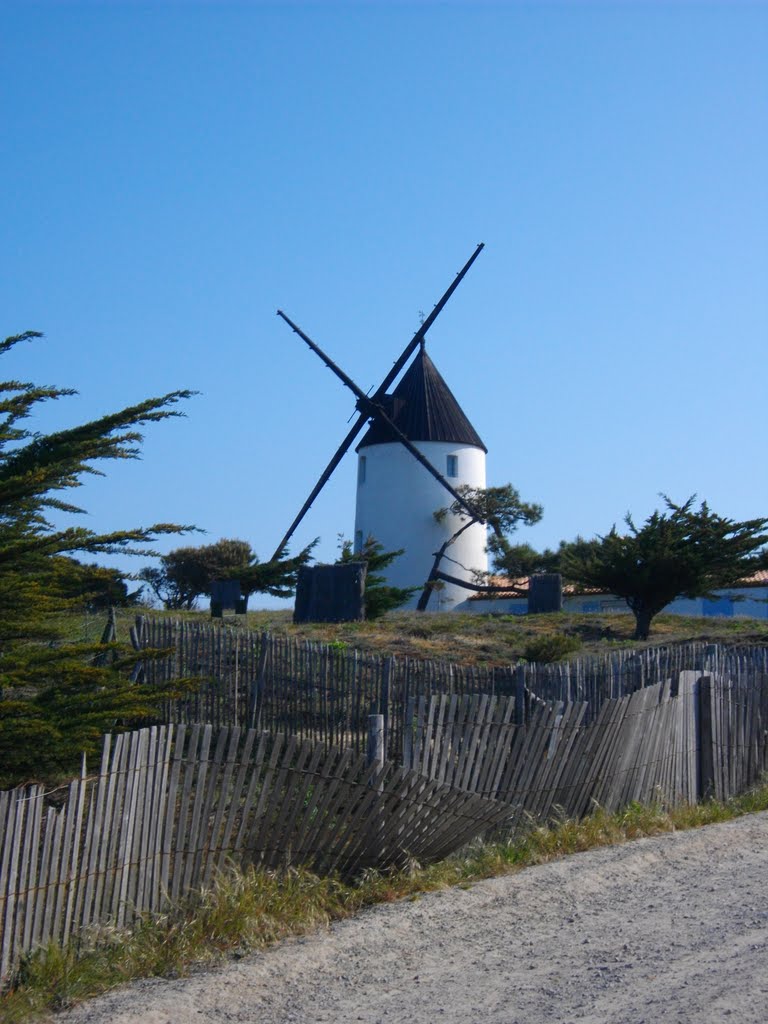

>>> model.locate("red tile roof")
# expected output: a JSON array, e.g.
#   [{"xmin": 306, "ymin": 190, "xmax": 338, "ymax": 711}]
[{"xmin": 469, "ymin": 570, "xmax": 768, "ymax": 601}]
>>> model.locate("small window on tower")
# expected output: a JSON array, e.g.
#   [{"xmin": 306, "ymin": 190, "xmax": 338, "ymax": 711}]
[
  {"xmin": 446, "ymin": 455, "xmax": 459, "ymax": 478},
  {"xmin": 354, "ymin": 530, "xmax": 363, "ymax": 554},
  {"xmin": 358, "ymin": 455, "xmax": 367, "ymax": 484}
]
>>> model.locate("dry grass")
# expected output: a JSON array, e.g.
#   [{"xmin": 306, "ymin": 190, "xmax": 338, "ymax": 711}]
[
  {"xmin": 4, "ymin": 784, "xmax": 768, "ymax": 1023},
  {"xmin": 98, "ymin": 606, "xmax": 768, "ymax": 668}
]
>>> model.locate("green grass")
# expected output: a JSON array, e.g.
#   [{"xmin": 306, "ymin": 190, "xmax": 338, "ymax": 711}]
[{"xmin": 4, "ymin": 785, "xmax": 768, "ymax": 1023}]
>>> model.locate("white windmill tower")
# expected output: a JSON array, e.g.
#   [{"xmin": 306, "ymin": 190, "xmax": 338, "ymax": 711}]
[
  {"xmin": 272, "ymin": 244, "xmax": 495, "ymax": 615},
  {"xmin": 353, "ymin": 342, "xmax": 488, "ymax": 610}
]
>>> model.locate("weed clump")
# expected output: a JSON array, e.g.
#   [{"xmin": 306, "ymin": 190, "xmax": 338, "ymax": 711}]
[{"xmin": 522, "ymin": 633, "xmax": 582, "ymax": 663}]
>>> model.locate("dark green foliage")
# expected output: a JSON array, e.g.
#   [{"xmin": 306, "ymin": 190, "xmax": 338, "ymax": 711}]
[
  {"xmin": 337, "ymin": 536, "xmax": 416, "ymax": 619},
  {"xmin": 139, "ymin": 537, "xmax": 316, "ymax": 610},
  {"xmin": 561, "ymin": 496, "xmax": 768, "ymax": 640},
  {"xmin": 434, "ymin": 484, "xmax": 543, "ymax": 538},
  {"xmin": 51, "ymin": 557, "xmax": 141, "ymax": 609},
  {"xmin": 521, "ymin": 633, "xmax": 582, "ymax": 663},
  {"xmin": 419, "ymin": 484, "xmax": 543, "ymax": 609},
  {"xmin": 489, "ymin": 541, "xmax": 563, "ymax": 581},
  {"xmin": 0, "ymin": 330, "xmax": 196, "ymax": 785}
]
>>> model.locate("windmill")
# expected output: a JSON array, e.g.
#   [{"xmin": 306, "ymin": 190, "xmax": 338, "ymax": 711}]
[{"xmin": 273, "ymin": 244, "xmax": 501, "ymax": 611}]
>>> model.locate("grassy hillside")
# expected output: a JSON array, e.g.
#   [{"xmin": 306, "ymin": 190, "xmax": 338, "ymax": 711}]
[{"xmin": 76, "ymin": 606, "xmax": 768, "ymax": 668}]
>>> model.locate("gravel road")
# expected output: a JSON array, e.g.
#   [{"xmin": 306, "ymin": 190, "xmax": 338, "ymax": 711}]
[{"xmin": 58, "ymin": 812, "xmax": 768, "ymax": 1024}]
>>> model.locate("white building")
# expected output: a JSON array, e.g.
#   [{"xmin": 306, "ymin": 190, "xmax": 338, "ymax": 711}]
[
  {"xmin": 460, "ymin": 570, "xmax": 768, "ymax": 620},
  {"xmin": 353, "ymin": 343, "xmax": 488, "ymax": 611}
]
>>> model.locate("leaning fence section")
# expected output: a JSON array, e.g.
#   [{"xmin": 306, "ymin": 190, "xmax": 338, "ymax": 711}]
[
  {"xmin": 0, "ymin": 724, "xmax": 512, "ymax": 986},
  {"xmin": 403, "ymin": 669, "xmax": 768, "ymax": 823}
]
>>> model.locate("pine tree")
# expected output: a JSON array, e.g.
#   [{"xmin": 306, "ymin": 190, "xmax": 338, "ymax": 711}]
[
  {"xmin": 139, "ymin": 537, "xmax": 316, "ymax": 610},
  {"xmin": 0, "ymin": 331, "xmax": 196, "ymax": 785},
  {"xmin": 417, "ymin": 484, "xmax": 543, "ymax": 610},
  {"xmin": 561, "ymin": 496, "xmax": 768, "ymax": 640},
  {"xmin": 337, "ymin": 536, "xmax": 416, "ymax": 618}
]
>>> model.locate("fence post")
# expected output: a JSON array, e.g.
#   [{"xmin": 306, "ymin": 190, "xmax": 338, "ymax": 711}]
[
  {"xmin": 366, "ymin": 712, "xmax": 386, "ymax": 866},
  {"xmin": 380, "ymin": 657, "xmax": 392, "ymax": 756},
  {"xmin": 93, "ymin": 607, "xmax": 118, "ymax": 667},
  {"xmin": 697, "ymin": 676, "xmax": 715, "ymax": 801},
  {"xmin": 403, "ymin": 695, "xmax": 415, "ymax": 769},
  {"xmin": 670, "ymin": 669, "xmax": 680, "ymax": 699},
  {"xmin": 703, "ymin": 643, "xmax": 718, "ymax": 675},
  {"xmin": 129, "ymin": 614, "xmax": 147, "ymax": 683},
  {"xmin": 515, "ymin": 665, "xmax": 526, "ymax": 726},
  {"xmin": 248, "ymin": 633, "xmax": 269, "ymax": 730},
  {"xmin": 367, "ymin": 714, "xmax": 385, "ymax": 770}
]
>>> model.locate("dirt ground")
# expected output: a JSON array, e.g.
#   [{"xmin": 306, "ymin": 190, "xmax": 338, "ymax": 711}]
[{"xmin": 58, "ymin": 812, "xmax": 768, "ymax": 1024}]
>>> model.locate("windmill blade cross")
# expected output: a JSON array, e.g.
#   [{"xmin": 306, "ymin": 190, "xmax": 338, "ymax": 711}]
[
  {"xmin": 276, "ymin": 311, "xmax": 486, "ymax": 527},
  {"xmin": 270, "ymin": 243, "xmax": 484, "ymax": 561}
]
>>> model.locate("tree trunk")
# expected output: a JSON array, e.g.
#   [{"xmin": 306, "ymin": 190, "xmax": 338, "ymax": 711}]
[
  {"xmin": 416, "ymin": 540, "xmax": 452, "ymax": 612},
  {"xmin": 415, "ymin": 520, "xmax": 475, "ymax": 612},
  {"xmin": 632, "ymin": 606, "xmax": 654, "ymax": 641}
]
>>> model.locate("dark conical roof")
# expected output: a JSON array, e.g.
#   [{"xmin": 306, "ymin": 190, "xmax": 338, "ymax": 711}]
[{"xmin": 356, "ymin": 346, "xmax": 487, "ymax": 452}]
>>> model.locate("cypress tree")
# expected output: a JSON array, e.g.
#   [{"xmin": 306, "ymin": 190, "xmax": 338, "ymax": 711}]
[
  {"xmin": 562, "ymin": 496, "xmax": 768, "ymax": 640},
  {"xmin": 337, "ymin": 536, "xmax": 416, "ymax": 618},
  {"xmin": 0, "ymin": 331, "xmax": 196, "ymax": 785}
]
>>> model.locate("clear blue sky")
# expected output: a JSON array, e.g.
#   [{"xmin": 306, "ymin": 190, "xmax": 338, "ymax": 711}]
[{"xmin": 2, "ymin": 1, "xmax": 766, "ymax": 607}]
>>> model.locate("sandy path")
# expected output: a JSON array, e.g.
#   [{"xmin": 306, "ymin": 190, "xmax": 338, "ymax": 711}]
[{"xmin": 58, "ymin": 812, "xmax": 768, "ymax": 1024}]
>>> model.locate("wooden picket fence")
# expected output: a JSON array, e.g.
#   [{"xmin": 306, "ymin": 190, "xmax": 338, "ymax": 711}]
[
  {"xmin": 131, "ymin": 617, "xmax": 768, "ymax": 749},
  {"xmin": 3, "ymin": 636, "xmax": 768, "ymax": 988},
  {"xmin": 403, "ymin": 669, "xmax": 768, "ymax": 822},
  {"xmin": 131, "ymin": 617, "xmax": 517, "ymax": 756},
  {"xmin": 0, "ymin": 724, "xmax": 511, "ymax": 986}
]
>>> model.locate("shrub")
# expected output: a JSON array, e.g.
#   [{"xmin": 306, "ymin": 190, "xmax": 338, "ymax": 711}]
[{"xmin": 521, "ymin": 633, "xmax": 582, "ymax": 664}]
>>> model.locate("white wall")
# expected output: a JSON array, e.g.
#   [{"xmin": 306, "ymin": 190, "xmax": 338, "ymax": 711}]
[
  {"xmin": 354, "ymin": 440, "xmax": 487, "ymax": 610},
  {"xmin": 458, "ymin": 586, "xmax": 768, "ymax": 618}
]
